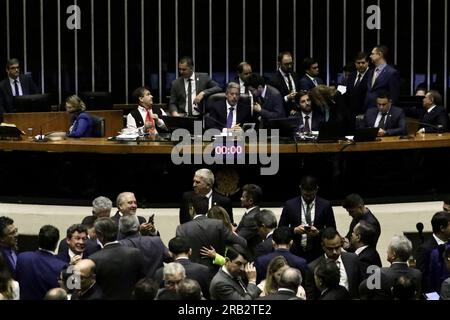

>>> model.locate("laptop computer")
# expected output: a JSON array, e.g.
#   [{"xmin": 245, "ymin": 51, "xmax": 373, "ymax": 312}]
[
  {"xmin": 317, "ymin": 122, "xmax": 345, "ymax": 142},
  {"xmin": 352, "ymin": 127, "xmax": 380, "ymax": 142},
  {"xmin": 161, "ymin": 115, "xmax": 198, "ymax": 135}
]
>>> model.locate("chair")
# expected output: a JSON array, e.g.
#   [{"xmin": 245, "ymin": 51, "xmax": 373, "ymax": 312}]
[
  {"xmin": 205, "ymin": 93, "xmax": 251, "ymax": 113},
  {"xmin": 91, "ymin": 115, "xmax": 105, "ymax": 137}
]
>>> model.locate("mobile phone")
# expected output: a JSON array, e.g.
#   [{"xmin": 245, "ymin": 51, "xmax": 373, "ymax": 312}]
[
  {"xmin": 148, "ymin": 214, "xmax": 155, "ymax": 223},
  {"xmin": 304, "ymin": 225, "xmax": 311, "ymax": 231}
]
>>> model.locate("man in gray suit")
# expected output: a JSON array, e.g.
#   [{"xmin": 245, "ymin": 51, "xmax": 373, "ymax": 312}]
[
  {"xmin": 176, "ymin": 194, "xmax": 247, "ymax": 277},
  {"xmin": 169, "ymin": 56, "xmax": 222, "ymax": 116},
  {"xmin": 209, "ymin": 244, "xmax": 261, "ymax": 300}
]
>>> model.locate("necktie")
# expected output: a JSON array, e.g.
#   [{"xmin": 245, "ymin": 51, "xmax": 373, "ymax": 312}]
[
  {"xmin": 312, "ymin": 78, "xmax": 318, "ymax": 87},
  {"xmin": 286, "ymin": 73, "xmax": 293, "ymax": 92},
  {"xmin": 378, "ymin": 113, "xmax": 387, "ymax": 129},
  {"xmin": 226, "ymin": 106, "xmax": 235, "ymax": 128},
  {"xmin": 355, "ymin": 73, "xmax": 362, "ymax": 87},
  {"xmin": 371, "ymin": 68, "xmax": 379, "ymax": 87},
  {"xmin": 145, "ymin": 110, "xmax": 157, "ymax": 135},
  {"xmin": 305, "ymin": 203, "xmax": 312, "ymax": 225},
  {"xmin": 303, "ymin": 115, "xmax": 310, "ymax": 132},
  {"xmin": 187, "ymin": 79, "xmax": 193, "ymax": 115},
  {"xmin": 236, "ymin": 277, "xmax": 248, "ymax": 293},
  {"xmin": 14, "ymin": 80, "xmax": 20, "ymax": 96}
]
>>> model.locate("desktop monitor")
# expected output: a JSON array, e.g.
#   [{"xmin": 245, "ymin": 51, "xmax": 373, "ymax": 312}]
[
  {"xmin": 317, "ymin": 122, "xmax": 346, "ymax": 142},
  {"xmin": 13, "ymin": 93, "xmax": 51, "ymax": 112},
  {"xmin": 161, "ymin": 115, "xmax": 198, "ymax": 135},
  {"xmin": 267, "ymin": 117, "xmax": 302, "ymax": 138},
  {"xmin": 78, "ymin": 91, "xmax": 113, "ymax": 110}
]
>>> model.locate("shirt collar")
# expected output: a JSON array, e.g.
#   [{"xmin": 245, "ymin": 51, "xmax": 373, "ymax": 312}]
[
  {"xmin": 103, "ymin": 241, "xmax": 119, "ymax": 248},
  {"xmin": 226, "ymin": 100, "xmax": 237, "ymax": 110},
  {"xmin": 355, "ymin": 245, "xmax": 369, "ymax": 256},
  {"xmin": 9, "ymin": 77, "xmax": 19, "ymax": 84},
  {"xmin": 261, "ymin": 85, "xmax": 267, "ymax": 98},
  {"xmin": 205, "ymin": 190, "xmax": 213, "ymax": 199},
  {"xmin": 39, "ymin": 248, "xmax": 55, "ymax": 255},
  {"xmin": 427, "ymin": 105, "xmax": 436, "ymax": 113},
  {"xmin": 433, "ymin": 233, "xmax": 446, "ymax": 245}
]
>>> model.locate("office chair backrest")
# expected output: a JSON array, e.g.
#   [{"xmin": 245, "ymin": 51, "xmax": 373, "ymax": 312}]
[
  {"xmin": 91, "ymin": 115, "xmax": 105, "ymax": 137},
  {"xmin": 205, "ymin": 93, "xmax": 252, "ymax": 113},
  {"xmin": 79, "ymin": 91, "xmax": 113, "ymax": 110}
]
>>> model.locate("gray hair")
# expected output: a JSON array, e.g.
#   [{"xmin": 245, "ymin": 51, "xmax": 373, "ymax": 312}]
[
  {"xmin": 119, "ymin": 215, "xmax": 140, "ymax": 235},
  {"xmin": 195, "ymin": 169, "xmax": 215, "ymax": 188},
  {"xmin": 226, "ymin": 82, "xmax": 240, "ymax": 92},
  {"xmin": 163, "ymin": 262, "xmax": 186, "ymax": 279},
  {"xmin": 278, "ymin": 267, "xmax": 302, "ymax": 292},
  {"xmin": 92, "ymin": 196, "xmax": 113, "ymax": 214},
  {"xmin": 116, "ymin": 191, "xmax": 134, "ymax": 208},
  {"xmin": 388, "ymin": 235, "xmax": 413, "ymax": 262},
  {"xmin": 255, "ymin": 209, "xmax": 278, "ymax": 229}
]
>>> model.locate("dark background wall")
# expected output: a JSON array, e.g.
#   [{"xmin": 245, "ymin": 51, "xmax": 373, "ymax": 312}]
[{"xmin": 0, "ymin": 0, "xmax": 448, "ymax": 107}]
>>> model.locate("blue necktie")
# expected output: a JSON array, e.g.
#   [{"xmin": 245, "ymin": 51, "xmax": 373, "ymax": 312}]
[
  {"xmin": 226, "ymin": 106, "xmax": 234, "ymax": 128},
  {"xmin": 14, "ymin": 80, "xmax": 20, "ymax": 96}
]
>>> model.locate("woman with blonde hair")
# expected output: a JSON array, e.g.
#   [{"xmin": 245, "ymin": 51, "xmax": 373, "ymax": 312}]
[
  {"xmin": 257, "ymin": 255, "xmax": 306, "ymax": 299},
  {"xmin": 65, "ymin": 95, "xmax": 94, "ymax": 137},
  {"xmin": 0, "ymin": 254, "xmax": 19, "ymax": 300}
]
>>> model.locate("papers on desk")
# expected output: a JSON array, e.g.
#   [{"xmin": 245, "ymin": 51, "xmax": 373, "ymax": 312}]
[
  {"xmin": 337, "ymin": 85, "xmax": 347, "ymax": 94},
  {"xmin": 116, "ymin": 133, "xmax": 139, "ymax": 141}
]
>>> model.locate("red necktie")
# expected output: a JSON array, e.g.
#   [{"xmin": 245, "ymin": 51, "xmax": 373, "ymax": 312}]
[{"xmin": 145, "ymin": 110, "xmax": 157, "ymax": 135}]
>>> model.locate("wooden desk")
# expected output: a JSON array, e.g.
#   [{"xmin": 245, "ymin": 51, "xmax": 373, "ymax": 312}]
[
  {"xmin": 3, "ymin": 110, "xmax": 123, "ymax": 137},
  {"xmin": 0, "ymin": 133, "xmax": 449, "ymax": 154}
]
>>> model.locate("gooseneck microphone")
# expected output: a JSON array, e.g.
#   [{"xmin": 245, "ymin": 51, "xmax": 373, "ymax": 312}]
[
  {"xmin": 194, "ymin": 106, "xmax": 227, "ymax": 129},
  {"xmin": 416, "ymin": 222, "xmax": 424, "ymax": 244}
]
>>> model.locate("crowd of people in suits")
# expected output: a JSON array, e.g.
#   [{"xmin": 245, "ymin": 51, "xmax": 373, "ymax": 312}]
[{"xmin": 1, "ymin": 169, "xmax": 450, "ymax": 300}]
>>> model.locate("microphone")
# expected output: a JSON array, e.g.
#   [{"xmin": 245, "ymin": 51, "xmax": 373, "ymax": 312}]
[
  {"xmin": 416, "ymin": 222, "xmax": 424, "ymax": 244},
  {"xmin": 33, "ymin": 115, "xmax": 67, "ymax": 142},
  {"xmin": 416, "ymin": 122, "xmax": 445, "ymax": 133}
]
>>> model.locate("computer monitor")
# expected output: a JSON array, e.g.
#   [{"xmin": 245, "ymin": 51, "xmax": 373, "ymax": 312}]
[
  {"xmin": 78, "ymin": 91, "xmax": 113, "ymax": 110},
  {"xmin": 161, "ymin": 115, "xmax": 198, "ymax": 135},
  {"xmin": 267, "ymin": 117, "xmax": 302, "ymax": 138},
  {"xmin": 317, "ymin": 122, "xmax": 345, "ymax": 142},
  {"xmin": 13, "ymin": 93, "xmax": 51, "ymax": 112}
]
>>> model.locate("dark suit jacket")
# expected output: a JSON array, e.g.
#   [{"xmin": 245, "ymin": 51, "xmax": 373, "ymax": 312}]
[
  {"xmin": 119, "ymin": 233, "xmax": 170, "ymax": 278},
  {"xmin": 345, "ymin": 209, "xmax": 381, "ymax": 249},
  {"xmin": 415, "ymin": 235, "xmax": 439, "ymax": 293},
  {"xmin": 16, "ymin": 250, "xmax": 66, "ymax": 300},
  {"xmin": 314, "ymin": 91, "xmax": 355, "ymax": 135},
  {"xmin": 176, "ymin": 215, "xmax": 247, "ymax": 276},
  {"xmin": 169, "ymin": 73, "xmax": 222, "ymax": 115},
  {"xmin": 89, "ymin": 243, "xmax": 147, "ymax": 299},
  {"xmin": 209, "ymin": 268, "xmax": 261, "ymax": 300},
  {"xmin": 363, "ymin": 105, "xmax": 406, "ymax": 136},
  {"xmin": 72, "ymin": 283, "xmax": 103, "ymax": 300},
  {"xmin": 254, "ymin": 248, "xmax": 308, "ymax": 284},
  {"xmin": 290, "ymin": 111, "xmax": 324, "ymax": 132},
  {"xmin": 420, "ymin": 106, "xmax": 449, "ymax": 133},
  {"xmin": 345, "ymin": 70, "xmax": 370, "ymax": 116},
  {"xmin": 357, "ymin": 246, "xmax": 382, "ymax": 277},
  {"xmin": 257, "ymin": 289, "xmax": 301, "ymax": 300},
  {"xmin": 0, "ymin": 74, "xmax": 39, "ymax": 113},
  {"xmin": 0, "ymin": 246, "xmax": 17, "ymax": 279},
  {"xmin": 56, "ymin": 238, "xmax": 101, "ymax": 263},
  {"xmin": 318, "ymin": 285, "xmax": 351, "ymax": 300},
  {"xmin": 364, "ymin": 64, "xmax": 401, "ymax": 109},
  {"xmin": 154, "ymin": 258, "xmax": 211, "ymax": 299},
  {"xmin": 179, "ymin": 190, "xmax": 234, "ymax": 224},
  {"xmin": 254, "ymin": 234, "xmax": 274, "ymax": 258},
  {"xmin": 305, "ymin": 252, "xmax": 362, "ymax": 300},
  {"xmin": 236, "ymin": 207, "xmax": 262, "ymax": 259},
  {"xmin": 279, "ymin": 196, "xmax": 336, "ymax": 262},
  {"xmin": 206, "ymin": 99, "xmax": 253, "ymax": 130},
  {"xmin": 298, "ymin": 75, "xmax": 324, "ymax": 91},
  {"xmin": 270, "ymin": 70, "xmax": 300, "ymax": 114},
  {"xmin": 359, "ymin": 262, "xmax": 422, "ymax": 300},
  {"xmin": 257, "ymin": 85, "xmax": 286, "ymax": 128}
]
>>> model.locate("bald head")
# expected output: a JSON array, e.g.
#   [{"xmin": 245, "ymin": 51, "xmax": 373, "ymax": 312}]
[
  {"xmin": 73, "ymin": 259, "xmax": 96, "ymax": 291},
  {"xmin": 44, "ymin": 288, "xmax": 68, "ymax": 300}
]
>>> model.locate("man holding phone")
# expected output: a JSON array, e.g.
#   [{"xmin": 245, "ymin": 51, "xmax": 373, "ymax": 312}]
[{"xmin": 279, "ymin": 176, "xmax": 336, "ymax": 262}]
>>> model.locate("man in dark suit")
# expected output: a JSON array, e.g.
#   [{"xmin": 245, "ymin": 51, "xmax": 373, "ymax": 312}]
[
  {"xmin": 417, "ymin": 90, "xmax": 449, "ymax": 133},
  {"xmin": 364, "ymin": 45, "xmax": 401, "ymax": 109},
  {"xmin": 111, "ymin": 192, "xmax": 155, "ymax": 237},
  {"xmin": 362, "ymin": 90, "xmax": 406, "ymax": 136},
  {"xmin": 118, "ymin": 215, "xmax": 170, "ymax": 279},
  {"xmin": 0, "ymin": 216, "xmax": 18, "ymax": 279},
  {"xmin": 0, "ymin": 58, "xmax": 39, "ymax": 114},
  {"xmin": 176, "ymin": 195, "xmax": 246, "ymax": 277},
  {"xmin": 257, "ymin": 267, "xmax": 303, "ymax": 300},
  {"xmin": 245, "ymin": 73, "xmax": 285, "ymax": 128},
  {"xmin": 345, "ymin": 52, "xmax": 370, "ymax": 116},
  {"xmin": 279, "ymin": 175, "xmax": 336, "ymax": 262},
  {"xmin": 16, "ymin": 225, "xmax": 67, "ymax": 300},
  {"xmin": 89, "ymin": 218, "xmax": 147, "ymax": 299},
  {"xmin": 179, "ymin": 168, "xmax": 233, "ymax": 224},
  {"xmin": 342, "ymin": 193, "xmax": 381, "ymax": 250},
  {"xmin": 415, "ymin": 211, "xmax": 450, "ymax": 293},
  {"xmin": 314, "ymin": 259, "xmax": 350, "ymax": 300},
  {"xmin": 254, "ymin": 226, "xmax": 307, "ymax": 283},
  {"xmin": 206, "ymin": 82, "xmax": 253, "ymax": 131},
  {"xmin": 154, "ymin": 236, "xmax": 211, "ymax": 299},
  {"xmin": 270, "ymin": 51, "xmax": 300, "ymax": 115},
  {"xmin": 209, "ymin": 244, "xmax": 261, "ymax": 300},
  {"xmin": 169, "ymin": 56, "xmax": 222, "ymax": 116},
  {"xmin": 305, "ymin": 228, "xmax": 362, "ymax": 300},
  {"xmin": 360, "ymin": 235, "xmax": 422, "ymax": 300},
  {"xmin": 236, "ymin": 184, "xmax": 263, "ymax": 258},
  {"xmin": 56, "ymin": 224, "xmax": 99, "ymax": 264},
  {"xmin": 350, "ymin": 221, "xmax": 382, "ymax": 276},
  {"xmin": 298, "ymin": 57, "xmax": 324, "ymax": 91},
  {"xmin": 254, "ymin": 209, "xmax": 277, "ymax": 258},
  {"xmin": 234, "ymin": 62, "xmax": 253, "ymax": 94},
  {"xmin": 70, "ymin": 259, "xmax": 103, "ymax": 300},
  {"xmin": 290, "ymin": 91, "xmax": 323, "ymax": 132}
]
